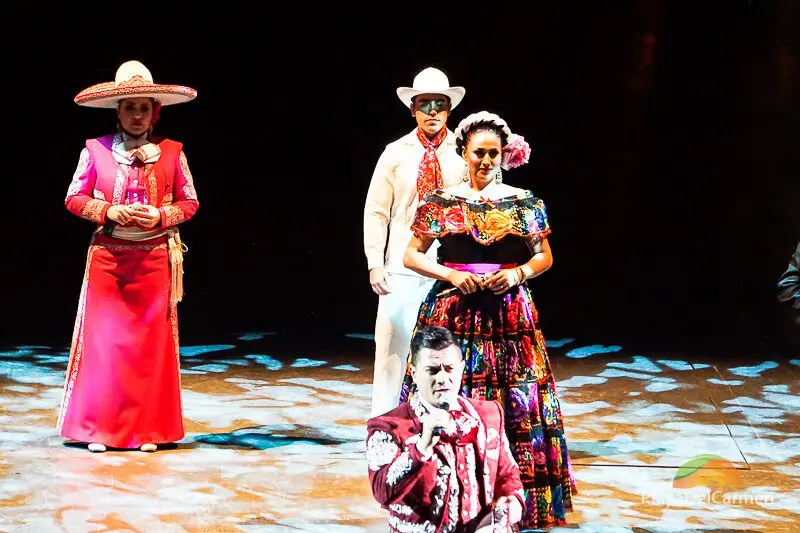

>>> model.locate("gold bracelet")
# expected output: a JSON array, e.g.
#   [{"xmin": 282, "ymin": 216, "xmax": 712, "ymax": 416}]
[{"xmin": 516, "ymin": 267, "xmax": 526, "ymax": 284}]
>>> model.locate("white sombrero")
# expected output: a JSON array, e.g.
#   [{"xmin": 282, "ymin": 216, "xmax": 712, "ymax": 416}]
[
  {"xmin": 396, "ymin": 67, "xmax": 465, "ymax": 109},
  {"xmin": 74, "ymin": 60, "xmax": 197, "ymax": 108}
]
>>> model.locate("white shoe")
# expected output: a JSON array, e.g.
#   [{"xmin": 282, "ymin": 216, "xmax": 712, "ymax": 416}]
[
  {"xmin": 88, "ymin": 443, "xmax": 106, "ymax": 453},
  {"xmin": 140, "ymin": 443, "xmax": 157, "ymax": 452}
]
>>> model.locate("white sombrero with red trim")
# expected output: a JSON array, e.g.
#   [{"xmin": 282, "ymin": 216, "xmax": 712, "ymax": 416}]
[{"xmin": 74, "ymin": 60, "xmax": 197, "ymax": 108}]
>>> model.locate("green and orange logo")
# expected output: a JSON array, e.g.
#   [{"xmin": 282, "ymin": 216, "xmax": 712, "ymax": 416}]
[{"xmin": 673, "ymin": 454, "xmax": 743, "ymax": 496}]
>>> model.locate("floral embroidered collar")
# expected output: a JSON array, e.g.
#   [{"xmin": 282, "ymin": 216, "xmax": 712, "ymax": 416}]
[{"xmin": 410, "ymin": 394, "xmax": 480, "ymax": 441}]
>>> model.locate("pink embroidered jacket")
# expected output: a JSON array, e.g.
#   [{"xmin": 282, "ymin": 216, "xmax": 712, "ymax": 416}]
[
  {"xmin": 65, "ymin": 134, "xmax": 199, "ymax": 229},
  {"xmin": 366, "ymin": 396, "xmax": 524, "ymax": 532}
]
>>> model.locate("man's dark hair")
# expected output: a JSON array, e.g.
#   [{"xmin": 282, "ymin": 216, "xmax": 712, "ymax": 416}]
[{"xmin": 410, "ymin": 326, "xmax": 461, "ymax": 366}]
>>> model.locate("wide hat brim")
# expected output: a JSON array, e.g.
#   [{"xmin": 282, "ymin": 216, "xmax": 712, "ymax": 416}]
[
  {"xmin": 396, "ymin": 87, "xmax": 465, "ymax": 109},
  {"xmin": 74, "ymin": 81, "xmax": 197, "ymax": 108}
]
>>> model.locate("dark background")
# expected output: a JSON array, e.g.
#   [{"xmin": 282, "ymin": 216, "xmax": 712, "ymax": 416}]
[{"xmin": 4, "ymin": 1, "xmax": 799, "ymax": 354}]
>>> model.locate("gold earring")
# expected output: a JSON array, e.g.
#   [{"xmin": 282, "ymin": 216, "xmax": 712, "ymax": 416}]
[{"xmin": 462, "ymin": 165, "xmax": 470, "ymax": 182}]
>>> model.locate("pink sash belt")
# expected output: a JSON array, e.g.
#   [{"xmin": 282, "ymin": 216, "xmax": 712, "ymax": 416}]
[{"xmin": 443, "ymin": 262, "xmax": 516, "ymax": 275}]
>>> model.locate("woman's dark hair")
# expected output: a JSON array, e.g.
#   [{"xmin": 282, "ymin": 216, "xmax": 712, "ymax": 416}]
[{"xmin": 455, "ymin": 119, "xmax": 509, "ymax": 155}]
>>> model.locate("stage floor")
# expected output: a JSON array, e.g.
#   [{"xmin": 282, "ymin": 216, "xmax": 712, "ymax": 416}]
[{"xmin": 0, "ymin": 331, "xmax": 798, "ymax": 532}]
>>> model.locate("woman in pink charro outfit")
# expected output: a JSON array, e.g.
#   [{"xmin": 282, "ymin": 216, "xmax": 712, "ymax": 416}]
[{"xmin": 57, "ymin": 60, "xmax": 199, "ymax": 453}]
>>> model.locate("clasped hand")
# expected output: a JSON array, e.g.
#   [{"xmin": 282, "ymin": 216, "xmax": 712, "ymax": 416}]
[
  {"xmin": 106, "ymin": 202, "xmax": 161, "ymax": 229},
  {"xmin": 447, "ymin": 268, "xmax": 521, "ymax": 295}
]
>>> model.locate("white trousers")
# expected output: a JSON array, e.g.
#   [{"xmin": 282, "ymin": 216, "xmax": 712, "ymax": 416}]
[{"xmin": 370, "ymin": 273, "xmax": 434, "ymax": 416}]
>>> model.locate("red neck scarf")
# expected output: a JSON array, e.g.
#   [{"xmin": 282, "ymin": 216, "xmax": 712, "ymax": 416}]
[{"xmin": 416, "ymin": 127, "xmax": 448, "ymax": 201}]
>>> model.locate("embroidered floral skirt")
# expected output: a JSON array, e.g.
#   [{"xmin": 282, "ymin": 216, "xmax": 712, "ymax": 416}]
[
  {"xmin": 399, "ymin": 281, "xmax": 576, "ymax": 529},
  {"xmin": 57, "ymin": 235, "xmax": 184, "ymax": 449}
]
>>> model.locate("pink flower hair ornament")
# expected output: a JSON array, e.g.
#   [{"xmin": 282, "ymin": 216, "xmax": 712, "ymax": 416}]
[
  {"xmin": 454, "ymin": 111, "xmax": 532, "ymax": 171},
  {"xmin": 501, "ymin": 133, "xmax": 531, "ymax": 170}
]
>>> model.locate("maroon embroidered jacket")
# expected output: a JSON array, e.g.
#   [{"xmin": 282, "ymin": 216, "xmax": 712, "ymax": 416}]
[{"xmin": 366, "ymin": 395, "xmax": 523, "ymax": 532}]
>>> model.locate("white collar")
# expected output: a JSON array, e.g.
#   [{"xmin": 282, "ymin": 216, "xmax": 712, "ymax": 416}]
[
  {"xmin": 415, "ymin": 393, "xmax": 463, "ymax": 415},
  {"xmin": 111, "ymin": 133, "xmax": 162, "ymax": 165},
  {"xmin": 401, "ymin": 128, "xmax": 457, "ymax": 148}
]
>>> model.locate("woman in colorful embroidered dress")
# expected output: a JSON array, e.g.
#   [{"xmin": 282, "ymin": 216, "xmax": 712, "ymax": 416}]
[
  {"xmin": 57, "ymin": 60, "xmax": 199, "ymax": 453},
  {"xmin": 399, "ymin": 111, "xmax": 576, "ymax": 528}
]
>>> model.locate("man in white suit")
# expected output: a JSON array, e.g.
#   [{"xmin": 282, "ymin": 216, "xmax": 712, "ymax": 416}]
[{"xmin": 363, "ymin": 67, "xmax": 468, "ymax": 416}]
